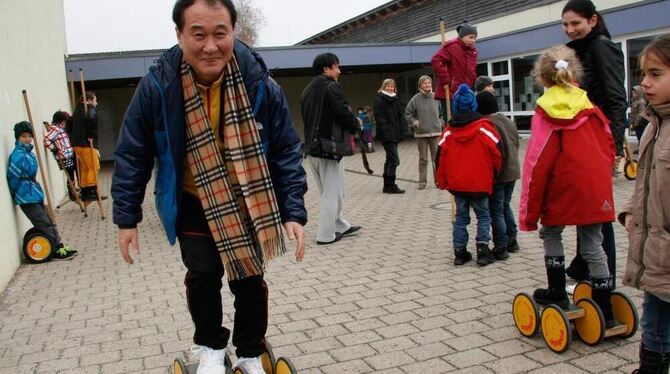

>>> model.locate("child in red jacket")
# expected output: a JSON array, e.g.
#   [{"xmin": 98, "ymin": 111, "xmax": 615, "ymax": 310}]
[
  {"xmin": 435, "ymin": 84, "xmax": 502, "ymax": 266},
  {"xmin": 519, "ymin": 45, "xmax": 616, "ymax": 326}
]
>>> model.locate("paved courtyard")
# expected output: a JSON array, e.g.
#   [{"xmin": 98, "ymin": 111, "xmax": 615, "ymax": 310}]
[{"xmin": 0, "ymin": 138, "xmax": 643, "ymax": 373}]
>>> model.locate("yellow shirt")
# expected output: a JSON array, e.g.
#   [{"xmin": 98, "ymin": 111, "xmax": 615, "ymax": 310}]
[{"xmin": 183, "ymin": 74, "xmax": 224, "ymax": 196}]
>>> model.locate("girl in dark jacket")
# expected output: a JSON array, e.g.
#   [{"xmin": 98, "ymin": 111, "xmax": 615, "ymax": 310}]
[
  {"xmin": 562, "ymin": 0, "xmax": 625, "ymax": 285},
  {"xmin": 374, "ymin": 78, "xmax": 406, "ymax": 194}
]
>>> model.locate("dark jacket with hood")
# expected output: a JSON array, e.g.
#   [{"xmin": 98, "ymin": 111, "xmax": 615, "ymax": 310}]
[
  {"xmin": 301, "ymin": 74, "xmax": 359, "ymax": 160},
  {"xmin": 67, "ymin": 104, "xmax": 97, "ymax": 147},
  {"xmin": 566, "ymin": 28, "xmax": 627, "ymax": 149},
  {"xmin": 111, "ymin": 41, "xmax": 307, "ymax": 245},
  {"xmin": 373, "ymin": 91, "xmax": 405, "ymax": 143}
]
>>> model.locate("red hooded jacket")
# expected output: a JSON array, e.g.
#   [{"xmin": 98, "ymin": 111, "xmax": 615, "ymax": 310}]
[
  {"xmin": 431, "ymin": 38, "xmax": 478, "ymax": 100},
  {"xmin": 435, "ymin": 115, "xmax": 502, "ymax": 196},
  {"xmin": 519, "ymin": 86, "xmax": 615, "ymax": 231}
]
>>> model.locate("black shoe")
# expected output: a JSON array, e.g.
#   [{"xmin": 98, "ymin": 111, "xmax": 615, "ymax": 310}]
[
  {"xmin": 506, "ymin": 238, "xmax": 520, "ymax": 253},
  {"xmin": 492, "ymin": 245, "xmax": 509, "ymax": 260},
  {"xmin": 341, "ymin": 225, "xmax": 361, "ymax": 237},
  {"xmin": 636, "ymin": 343, "xmax": 670, "ymax": 374},
  {"xmin": 566, "ymin": 256, "xmax": 590, "ymax": 282},
  {"xmin": 453, "ymin": 248, "xmax": 472, "ymax": 266},
  {"xmin": 533, "ymin": 288, "xmax": 569, "ymax": 309},
  {"xmin": 476, "ymin": 243, "xmax": 495, "ymax": 266},
  {"xmin": 385, "ymin": 184, "xmax": 405, "ymax": 194},
  {"xmin": 316, "ymin": 232, "xmax": 343, "ymax": 245}
]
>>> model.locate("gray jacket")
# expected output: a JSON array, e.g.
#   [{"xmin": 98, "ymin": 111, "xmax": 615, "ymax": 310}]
[
  {"xmin": 486, "ymin": 113, "xmax": 520, "ymax": 183},
  {"xmin": 405, "ymin": 91, "xmax": 442, "ymax": 138}
]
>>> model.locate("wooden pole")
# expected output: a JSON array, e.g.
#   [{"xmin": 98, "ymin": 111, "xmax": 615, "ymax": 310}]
[
  {"xmin": 68, "ymin": 70, "xmax": 76, "ymax": 112},
  {"xmin": 22, "ymin": 90, "xmax": 56, "ymax": 223},
  {"xmin": 78, "ymin": 69, "xmax": 105, "ymax": 219},
  {"xmin": 439, "ymin": 17, "xmax": 456, "ymax": 222}
]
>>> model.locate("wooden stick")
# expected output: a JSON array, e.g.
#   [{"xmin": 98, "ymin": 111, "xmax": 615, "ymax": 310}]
[
  {"xmin": 78, "ymin": 69, "xmax": 105, "ymax": 219},
  {"xmin": 22, "ymin": 90, "xmax": 56, "ymax": 223},
  {"xmin": 68, "ymin": 70, "xmax": 76, "ymax": 112},
  {"xmin": 439, "ymin": 18, "xmax": 456, "ymax": 222}
]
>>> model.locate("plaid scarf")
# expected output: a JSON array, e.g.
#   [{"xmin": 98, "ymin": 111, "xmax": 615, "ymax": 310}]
[{"xmin": 181, "ymin": 56, "xmax": 285, "ymax": 281}]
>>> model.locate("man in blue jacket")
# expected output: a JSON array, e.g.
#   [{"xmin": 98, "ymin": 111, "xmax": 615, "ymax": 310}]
[{"xmin": 111, "ymin": 1, "xmax": 307, "ymax": 373}]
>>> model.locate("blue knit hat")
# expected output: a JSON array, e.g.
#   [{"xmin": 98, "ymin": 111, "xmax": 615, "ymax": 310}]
[{"xmin": 452, "ymin": 84, "xmax": 478, "ymax": 114}]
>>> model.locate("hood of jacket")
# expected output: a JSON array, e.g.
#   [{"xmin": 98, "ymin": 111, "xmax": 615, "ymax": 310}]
[
  {"xmin": 536, "ymin": 85, "xmax": 594, "ymax": 127},
  {"xmin": 448, "ymin": 112, "xmax": 484, "ymax": 142}
]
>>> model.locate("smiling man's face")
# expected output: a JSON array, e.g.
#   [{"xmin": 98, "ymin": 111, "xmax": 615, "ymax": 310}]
[{"xmin": 176, "ymin": 0, "xmax": 234, "ymax": 85}]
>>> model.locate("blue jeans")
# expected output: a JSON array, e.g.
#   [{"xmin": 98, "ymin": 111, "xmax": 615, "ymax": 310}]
[
  {"xmin": 489, "ymin": 182, "xmax": 518, "ymax": 247},
  {"xmin": 453, "ymin": 196, "xmax": 491, "ymax": 248},
  {"xmin": 641, "ymin": 292, "xmax": 670, "ymax": 353}
]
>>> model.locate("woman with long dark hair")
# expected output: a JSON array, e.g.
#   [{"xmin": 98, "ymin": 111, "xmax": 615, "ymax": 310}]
[
  {"xmin": 561, "ymin": 0, "xmax": 626, "ymax": 286},
  {"xmin": 374, "ymin": 78, "xmax": 406, "ymax": 194}
]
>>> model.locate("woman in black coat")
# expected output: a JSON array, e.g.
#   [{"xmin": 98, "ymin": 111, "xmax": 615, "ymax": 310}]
[
  {"xmin": 374, "ymin": 78, "xmax": 406, "ymax": 194},
  {"xmin": 561, "ymin": 0, "xmax": 625, "ymax": 286}
]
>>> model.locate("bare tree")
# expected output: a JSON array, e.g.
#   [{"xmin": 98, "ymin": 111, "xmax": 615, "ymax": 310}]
[{"xmin": 233, "ymin": 0, "xmax": 266, "ymax": 46}]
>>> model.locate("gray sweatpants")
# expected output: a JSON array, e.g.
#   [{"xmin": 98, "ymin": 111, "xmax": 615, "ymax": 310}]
[
  {"xmin": 19, "ymin": 203, "xmax": 61, "ymax": 245},
  {"xmin": 307, "ymin": 156, "xmax": 352, "ymax": 243},
  {"xmin": 540, "ymin": 224, "xmax": 609, "ymax": 278}
]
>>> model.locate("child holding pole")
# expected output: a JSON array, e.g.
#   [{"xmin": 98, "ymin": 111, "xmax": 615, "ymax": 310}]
[{"xmin": 8, "ymin": 121, "xmax": 77, "ymax": 261}]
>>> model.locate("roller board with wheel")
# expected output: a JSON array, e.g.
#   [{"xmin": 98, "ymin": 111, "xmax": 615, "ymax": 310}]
[
  {"xmin": 233, "ymin": 341, "xmax": 298, "ymax": 374},
  {"xmin": 513, "ymin": 288, "xmax": 639, "ymax": 353},
  {"xmin": 23, "ymin": 227, "xmax": 55, "ymax": 263}
]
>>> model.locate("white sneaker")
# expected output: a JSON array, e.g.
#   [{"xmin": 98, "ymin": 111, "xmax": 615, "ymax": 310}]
[
  {"xmin": 234, "ymin": 356, "xmax": 265, "ymax": 374},
  {"xmin": 191, "ymin": 345, "xmax": 226, "ymax": 374}
]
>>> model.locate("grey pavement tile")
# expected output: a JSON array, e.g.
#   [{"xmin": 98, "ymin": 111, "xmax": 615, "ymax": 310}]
[{"xmin": 0, "ymin": 139, "xmax": 643, "ymax": 373}]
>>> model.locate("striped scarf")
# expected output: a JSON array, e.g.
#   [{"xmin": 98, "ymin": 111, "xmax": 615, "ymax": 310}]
[{"xmin": 181, "ymin": 55, "xmax": 285, "ymax": 281}]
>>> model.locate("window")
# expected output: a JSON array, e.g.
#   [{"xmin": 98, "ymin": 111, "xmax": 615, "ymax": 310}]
[
  {"xmin": 512, "ymin": 55, "xmax": 542, "ymax": 112},
  {"xmin": 492, "ymin": 80, "xmax": 511, "ymax": 112},
  {"xmin": 492, "ymin": 61, "xmax": 508, "ymax": 75},
  {"xmin": 476, "ymin": 63, "xmax": 488, "ymax": 77},
  {"xmin": 627, "ymin": 36, "xmax": 657, "ymax": 91}
]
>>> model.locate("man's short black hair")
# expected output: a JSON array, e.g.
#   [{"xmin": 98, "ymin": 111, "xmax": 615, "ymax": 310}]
[
  {"xmin": 172, "ymin": 0, "xmax": 237, "ymax": 32},
  {"xmin": 312, "ymin": 53, "xmax": 339, "ymax": 76}
]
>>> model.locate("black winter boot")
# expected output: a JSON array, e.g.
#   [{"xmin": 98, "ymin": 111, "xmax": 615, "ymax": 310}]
[
  {"xmin": 634, "ymin": 343, "xmax": 670, "ymax": 374},
  {"xmin": 453, "ymin": 247, "xmax": 472, "ymax": 266},
  {"xmin": 507, "ymin": 237, "xmax": 520, "ymax": 253},
  {"xmin": 591, "ymin": 275, "xmax": 615, "ymax": 329},
  {"xmin": 386, "ymin": 176, "xmax": 405, "ymax": 194},
  {"xmin": 492, "ymin": 245, "xmax": 509, "ymax": 260},
  {"xmin": 476, "ymin": 243, "xmax": 495, "ymax": 266},
  {"xmin": 382, "ymin": 175, "xmax": 390, "ymax": 193},
  {"xmin": 533, "ymin": 256, "xmax": 569, "ymax": 309},
  {"xmin": 566, "ymin": 252, "xmax": 590, "ymax": 282}
]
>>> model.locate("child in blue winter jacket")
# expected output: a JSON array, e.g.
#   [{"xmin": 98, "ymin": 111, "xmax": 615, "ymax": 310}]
[{"xmin": 7, "ymin": 121, "xmax": 77, "ymax": 261}]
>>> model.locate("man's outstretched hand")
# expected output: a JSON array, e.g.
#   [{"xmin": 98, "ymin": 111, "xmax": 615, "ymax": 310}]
[
  {"xmin": 284, "ymin": 222, "xmax": 305, "ymax": 262},
  {"xmin": 118, "ymin": 228, "xmax": 140, "ymax": 264}
]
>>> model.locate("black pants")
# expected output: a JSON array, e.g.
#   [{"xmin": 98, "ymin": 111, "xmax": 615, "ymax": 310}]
[
  {"xmin": 383, "ymin": 141, "xmax": 400, "ymax": 178},
  {"xmin": 177, "ymin": 193, "xmax": 268, "ymax": 358}
]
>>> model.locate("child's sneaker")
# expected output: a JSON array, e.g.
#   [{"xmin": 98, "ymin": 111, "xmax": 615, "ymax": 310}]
[
  {"xmin": 52, "ymin": 245, "xmax": 77, "ymax": 260},
  {"xmin": 453, "ymin": 247, "xmax": 472, "ymax": 266},
  {"xmin": 476, "ymin": 243, "xmax": 495, "ymax": 266},
  {"xmin": 234, "ymin": 356, "xmax": 265, "ymax": 374}
]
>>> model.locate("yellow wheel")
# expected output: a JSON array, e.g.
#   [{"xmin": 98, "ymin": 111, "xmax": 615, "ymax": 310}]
[
  {"xmin": 261, "ymin": 341, "xmax": 276, "ymax": 373},
  {"xmin": 233, "ymin": 368, "xmax": 246, "ymax": 374},
  {"xmin": 275, "ymin": 357, "xmax": 297, "ymax": 374},
  {"xmin": 541, "ymin": 305, "xmax": 572, "ymax": 353},
  {"xmin": 512, "ymin": 293, "xmax": 540, "ymax": 337},
  {"xmin": 573, "ymin": 281, "xmax": 592, "ymax": 304},
  {"xmin": 23, "ymin": 228, "xmax": 54, "ymax": 263},
  {"xmin": 574, "ymin": 298, "xmax": 605, "ymax": 346},
  {"xmin": 624, "ymin": 160, "xmax": 638, "ymax": 181},
  {"xmin": 173, "ymin": 358, "xmax": 187, "ymax": 374},
  {"xmin": 611, "ymin": 291, "xmax": 639, "ymax": 338}
]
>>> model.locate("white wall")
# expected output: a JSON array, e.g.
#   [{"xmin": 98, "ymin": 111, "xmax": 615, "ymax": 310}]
[{"xmin": 0, "ymin": 0, "xmax": 70, "ymax": 292}]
